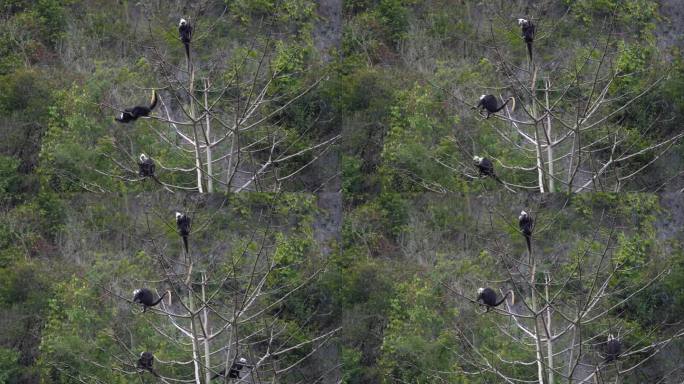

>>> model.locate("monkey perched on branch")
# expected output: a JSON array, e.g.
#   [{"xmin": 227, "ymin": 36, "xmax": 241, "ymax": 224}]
[
  {"xmin": 115, "ymin": 90, "xmax": 158, "ymax": 123},
  {"xmin": 132, "ymin": 288, "xmax": 170, "ymax": 312},
  {"xmin": 137, "ymin": 351, "xmax": 160, "ymax": 377},
  {"xmin": 476, "ymin": 287, "xmax": 514, "ymax": 312}
]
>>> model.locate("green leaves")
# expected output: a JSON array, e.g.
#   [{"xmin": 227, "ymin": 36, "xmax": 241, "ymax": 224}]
[{"xmin": 0, "ymin": 347, "xmax": 20, "ymax": 383}]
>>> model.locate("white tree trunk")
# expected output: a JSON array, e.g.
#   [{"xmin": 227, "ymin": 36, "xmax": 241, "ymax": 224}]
[
  {"xmin": 530, "ymin": 69, "xmax": 545, "ymax": 193},
  {"xmin": 188, "ymin": 292, "xmax": 202, "ymax": 384},
  {"xmin": 202, "ymin": 273, "xmax": 212, "ymax": 383},
  {"xmin": 545, "ymin": 275, "xmax": 554, "ymax": 384},
  {"xmin": 189, "ymin": 65, "xmax": 204, "ymax": 193},
  {"xmin": 204, "ymin": 79, "xmax": 213, "ymax": 193},
  {"xmin": 530, "ymin": 262, "xmax": 545, "ymax": 384},
  {"xmin": 545, "ymin": 80, "xmax": 554, "ymax": 192}
]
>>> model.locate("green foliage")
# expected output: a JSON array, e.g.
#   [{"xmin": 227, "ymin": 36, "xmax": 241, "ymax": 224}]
[
  {"xmin": 375, "ymin": 0, "xmax": 412, "ymax": 44},
  {"xmin": 342, "ymin": 155, "xmax": 365, "ymax": 198},
  {"xmin": 0, "ymin": 261, "xmax": 48, "ymax": 306},
  {"xmin": 568, "ymin": 0, "xmax": 659, "ymax": 39},
  {"xmin": 0, "ymin": 1, "xmax": 682, "ymax": 383},
  {"xmin": 229, "ymin": 0, "xmax": 315, "ymax": 32},
  {"xmin": 271, "ymin": 232, "xmax": 313, "ymax": 282},
  {"xmin": 375, "ymin": 192, "xmax": 408, "ymax": 238},
  {"xmin": 0, "ymin": 69, "xmax": 51, "ymax": 115},
  {"xmin": 0, "ymin": 156, "xmax": 21, "ymax": 201},
  {"xmin": 340, "ymin": 347, "xmax": 364, "ymax": 383},
  {"xmin": 0, "ymin": 0, "xmax": 70, "ymax": 73},
  {"xmin": 378, "ymin": 277, "xmax": 458, "ymax": 383},
  {"xmin": 614, "ymin": 41, "xmax": 652, "ymax": 88},
  {"xmin": 612, "ymin": 233, "xmax": 650, "ymax": 281},
  {"xmin": 0, "ymin": 347, "xmax": 20, "ymax": 383},
  {"xmin": 0, "ymin": 258, "xmax": 52, "ymax": 382},
  {"xmin": 380, "ymin": 84, "xmax": 459, "ymax": 192},
  {"xmin": 271, "ymin": 40, "xmax": 309, "ymax": 92},
  {"xmin": 341, "ymin": 0, "xmax": 415, "ymax": 62},
  {"xmin": 31, "ymin": 0, "xmax": 69, "ymax": 45}
]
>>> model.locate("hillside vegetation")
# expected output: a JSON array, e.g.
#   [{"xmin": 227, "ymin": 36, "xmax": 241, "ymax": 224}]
[{"xmin": 1, "ymin": 0, "xmax": 684, "ymax": 383}]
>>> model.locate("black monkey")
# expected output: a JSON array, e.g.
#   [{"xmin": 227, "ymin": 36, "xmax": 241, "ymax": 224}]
[
  {"xmin": 474, "ymin": 94, "xmax": 516, "ymax": 118},
  {"xmin": 518, "ymin": 210, "xmax": 533, "ymax": 256},
  {"xmin": 176, "ymin": 212, "xmax": 191, "ymax": 253},
  {"xmin": 138, "ymin": 154, "xmax": 156, "ymax": 178},
  {"xmin": 212, "ymin": 357, "xmax": 249, "ymax": 380},
  {"xmin": 137, "ymin": 351, "xmax": 160, "ymax": 377},
  {"xmin": 605, "ymin": 334, "xmax": 622, "ymax": 362},
  {"xmin": 132, "ymin": 288, "xmax": 169, "ymax": 312},
  {"xmin": 518, "ymin": 18, "xmax": 536, "ymax": 62},
  {"xmin": 473, "ymin": 156, "xmax": 505, "ymax": 185},
  {"xmin": 179, "ymin": 18, "xmax": 193, "ymax": 63},
  {"xmin": 476, "ymin": 287, "xmax": 514, "ymax": 312},
  {"xmin": 115, "ymin": 90, "xmax": 158, "ymax": 123}
]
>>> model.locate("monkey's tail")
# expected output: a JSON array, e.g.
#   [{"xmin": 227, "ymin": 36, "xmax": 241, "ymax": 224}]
[
  {"xmin": 494, "ymin": 97, "xmax": 515, "ymax": 113},
  {"xmin": 494, "ymin": 290, "xmax": 513, "ymax": 307},
  {"xmin": 149, "ymin": 368, "xmax": 160, "ymax": 377},
  {"xmin": 149, "ymin": 90, "xmax": 158, "ymax": 111},
  {"xmin": 527, "ymin": 42, "xmax": 533, "ymax": 64},
  {"xmin": 182, "ymin": 235, "xmax": 189, "ymax": 253},
  {"xmin": 184, "ymin": 43, "xmax": 191, "ymax": 70},
  {"xmin": 525, "ymin": 235, "xmax": 532, "ymax": 257},
  {"xmin": 150, "ymin": 291, "xmax": 168, "ymax": 307}
]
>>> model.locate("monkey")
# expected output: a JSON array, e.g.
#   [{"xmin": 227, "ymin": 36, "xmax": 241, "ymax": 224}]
[
  {"xmin": 473, "ymin": 156, "xmax": 505, "ymax": 184},
  {"xmin": 137, "ymin": 351, "xmax": 160, "ymax": 377},
  {"xmin": 138, "ymin": 153, "xmax": 165, "ymax": 187},
  {"xmin": 179, "ymin": 18, "xmax": 193, "ymax": 65},
  {"xmin": 132, "ymin": 288, "xmax": 169, "ymax": 312},
  {"xmin": 473, "ymin": 156, "xmax": 516, "ymax": 192},
  {"xmin": 115, "ymin": 90, "xmax": 158, "ymax": 123},
  {"xmin": 211, "ymin": 357, "xmax": 249, "ymax": 380},
  {"xmin": 476, "ymin": 287, "xmax": 514, "ymax": 312},
  {"xmin": 518, "ymin": 18, "xmax": 535, "ymax": 62},
  {"xmin": 605, "ymin": 334, "xmax": 621, "ymax": 362},
  {"xmin": 138, "ymin": 153, "xmax": 156, "ymax": 178},
  {"xmin": 474, "ymin": 94, "xmax": 515, "ymax": 118},
  {"xmin": 176, "ymin": 212, "xmax": 191, "ymax": 253},
  {"xmin": 518, "ymin": 210, "xmax": 533, "ymax": 256}
]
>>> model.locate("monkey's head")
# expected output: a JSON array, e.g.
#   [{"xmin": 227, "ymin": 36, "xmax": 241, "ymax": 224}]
[
  {"xmin": 519, "ymin": 210, "xmax": 528, "ymax": 220},
  {"xmin": 140, "ymin": 153, "xmax": 148, "ymax": 162},
  {"xmin": 477, "ymin": 287, "xmax": 485, "ymax": 295},
  {"xmin": 518, "ymin": 18, "xmax": 528, "ymax": 26},
  {"xmin": 608, "ymin": 334, "xmax": 615, "ymax": 342},
  {"xmin": 179, "ymin": 18, "xmax": 187, "ymax": 26},
  {"xmin": 473, "ymin": 156, "xmax": 483, "ymax": 165},
  {"xmin": 133, "ymin": 289, "xmax": 142, "ymax": 301},
  {"xmin": 139, "ymin": 352, "xmax": 154, "ymax": 366},
  {"xmin": 238, "ymin": 357, "xmax": 247, "ymax": 364},
  {"xmin": 479, "ymin": 94, "xmax": 486, "ymax": 101},
  {"xmin": 176, "ymin": 212, "xmax": 183, "ymax": 220}
]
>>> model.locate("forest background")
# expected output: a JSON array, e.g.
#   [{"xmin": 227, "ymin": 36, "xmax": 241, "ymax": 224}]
[{"xmin": 1, "ymin": 0, "xmax": 684, "ymax": 383}]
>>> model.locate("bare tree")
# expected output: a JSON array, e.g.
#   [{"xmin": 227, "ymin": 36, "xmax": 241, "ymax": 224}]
[
  {"xmin": 443, "ymin": 198, "xmax": 684, "ymax": 384},
  {"xmin": 101, "ymin": 1, "xmax": 339, "ymax": 193},
  {"xmin": 431, "ymin": 2, "xmax": 682, "ymax": 193},
  {"xmin": 78, "ymin": 193, "xmax": 341, "ymax": 384}
]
